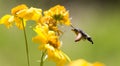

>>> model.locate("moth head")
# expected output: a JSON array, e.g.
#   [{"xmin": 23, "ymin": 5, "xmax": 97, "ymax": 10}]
[{"xmin": 71, "ymin": 28, "xmax": 79, "ymax": 35}]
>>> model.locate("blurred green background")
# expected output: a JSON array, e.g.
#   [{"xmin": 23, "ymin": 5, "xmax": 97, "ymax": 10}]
[{"xmin": 0, "ymin": 0, "xmax": 120, "ymax": 66}]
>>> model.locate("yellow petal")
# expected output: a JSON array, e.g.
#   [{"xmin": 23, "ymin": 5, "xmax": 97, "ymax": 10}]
[
  {"xmin": 30, "ymin": 7, "xmax": 42, "ymax": 21},
  {"xmin": 0, "ymin": 15, "xmax": 13, "ymax": 28},
  {"xmin": 32, "ymin": 35, "xmax": 47, "ymax": 44},
  {"xmin": 34, "ymin": 23, "xmax": 48, "ymax": 35},
  {"xmin": 32, "ymin": 24, "xmax": 48, "ymax": 44}
]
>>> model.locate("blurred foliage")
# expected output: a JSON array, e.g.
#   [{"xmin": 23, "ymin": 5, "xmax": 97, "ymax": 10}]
[{"xmin": 0, "ymin": 0, "xmax": 120, "ymax": 66}]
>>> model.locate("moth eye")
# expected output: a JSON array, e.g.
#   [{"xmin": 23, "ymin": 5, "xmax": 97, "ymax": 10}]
[{"xmin": 75, "ymin": 32, "xmax": 82, "ymax": 42}]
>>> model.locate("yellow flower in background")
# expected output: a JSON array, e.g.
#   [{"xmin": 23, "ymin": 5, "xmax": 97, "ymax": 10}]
[
  {"xmin": 67, "ymin": 59, "xmax": 91, "ymax": 66},
  {"xmin": 44, "ymin": 5, "xmax": 71, "ymax": 26},
  {"xmin": 93, "ymin": 62, "xmax": 105, "ymax": 66},
  {"xmin": 67, "ymin": 59, "xmax": 105, "ymax": 66},
  {"xmin": 0, "ymin": 15, "xmax": 14, "ymax": 28}
]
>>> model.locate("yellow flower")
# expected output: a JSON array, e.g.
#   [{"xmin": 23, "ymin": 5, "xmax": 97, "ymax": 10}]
[
  {"xmin": 11, "ymin": 4, "xmax": 28, "ymax": 15},
  {"xmin": 44, "ymin": 5, "xmax": 71, "ymax": 26},
  {"xmin": 32, "ymin": 23, "xmax": 61, "ymax": 48},
  {"xmin": 32, "ymin": 23, "xmax": 71, "ymax": 66},
  {"xmin": 44, "ymin": 5, "xmax": 66, "ymax": 16},
  {"xmin": 10, "ymin": 4, "xmax": 43, "ymax": 29},
  {"xmin": 45, "ymin": 44, "xmax": 70, "ymax": 66},
  {"xmin": 33, "ymin": 29, "xmax": 60, "ymax": 49},
  {"xmin": 0, "ymin": 15, "xmax": 26, "ymax": 29},
  {"xmin": 17, "ymin": 7, "xmax": 42, "ymax": 22},
  {"xmin": 11, "ymin": 4, "xmax": 42, "ymax": 22},
  {"xmin": 40, "ymin": 16, "xmax": 56, "ymax": 25},
  {"xmin": 29, "ymin": 5, "xmax": 72, "ymax": 66},
  {"xmin": 0, "ymin": 15, "xmax": 14, "ymax": 28},
  {"xmin": 67, "ymin": 59, "xmax": 105, "ymax": 66},
  {"xmin": 67, "ymin": 59, "xmax": 91, "ymax": 66},
  {"xmin": 10, "ymin": 4, "xmax": 28, "ymax": 30}
]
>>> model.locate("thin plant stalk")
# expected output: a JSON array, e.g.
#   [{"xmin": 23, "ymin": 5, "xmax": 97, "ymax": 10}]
[
  {"xmin": 21, "ymin": 19, "xmax": 30, "ymax": 66},
  {"xmin": 40, "ymin": 50, "xmax": 46, "ymax": 66}
]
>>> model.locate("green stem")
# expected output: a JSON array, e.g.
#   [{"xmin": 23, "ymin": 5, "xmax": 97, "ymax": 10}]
[
  {"xmin": 40, "ymin": 50, "xmax": 46, "ymax": 66},
  {"xmin": 21, "ymin": 19, "xmax": 30, "ymax": 66}
]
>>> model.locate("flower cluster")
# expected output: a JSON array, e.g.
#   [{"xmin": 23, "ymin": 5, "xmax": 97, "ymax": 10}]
[
  {"xmin": 32, "ymin": 5, "xmax": 71, "ymax": 66},
  {"xmin": 0, "ymin": 4, "xmax": 104, "ymax": 66}
]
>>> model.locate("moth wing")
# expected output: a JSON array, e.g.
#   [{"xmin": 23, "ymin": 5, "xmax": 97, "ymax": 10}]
[{"xmin": 75, "ymin": 33, "xmax": 82, "ymax": 42}]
